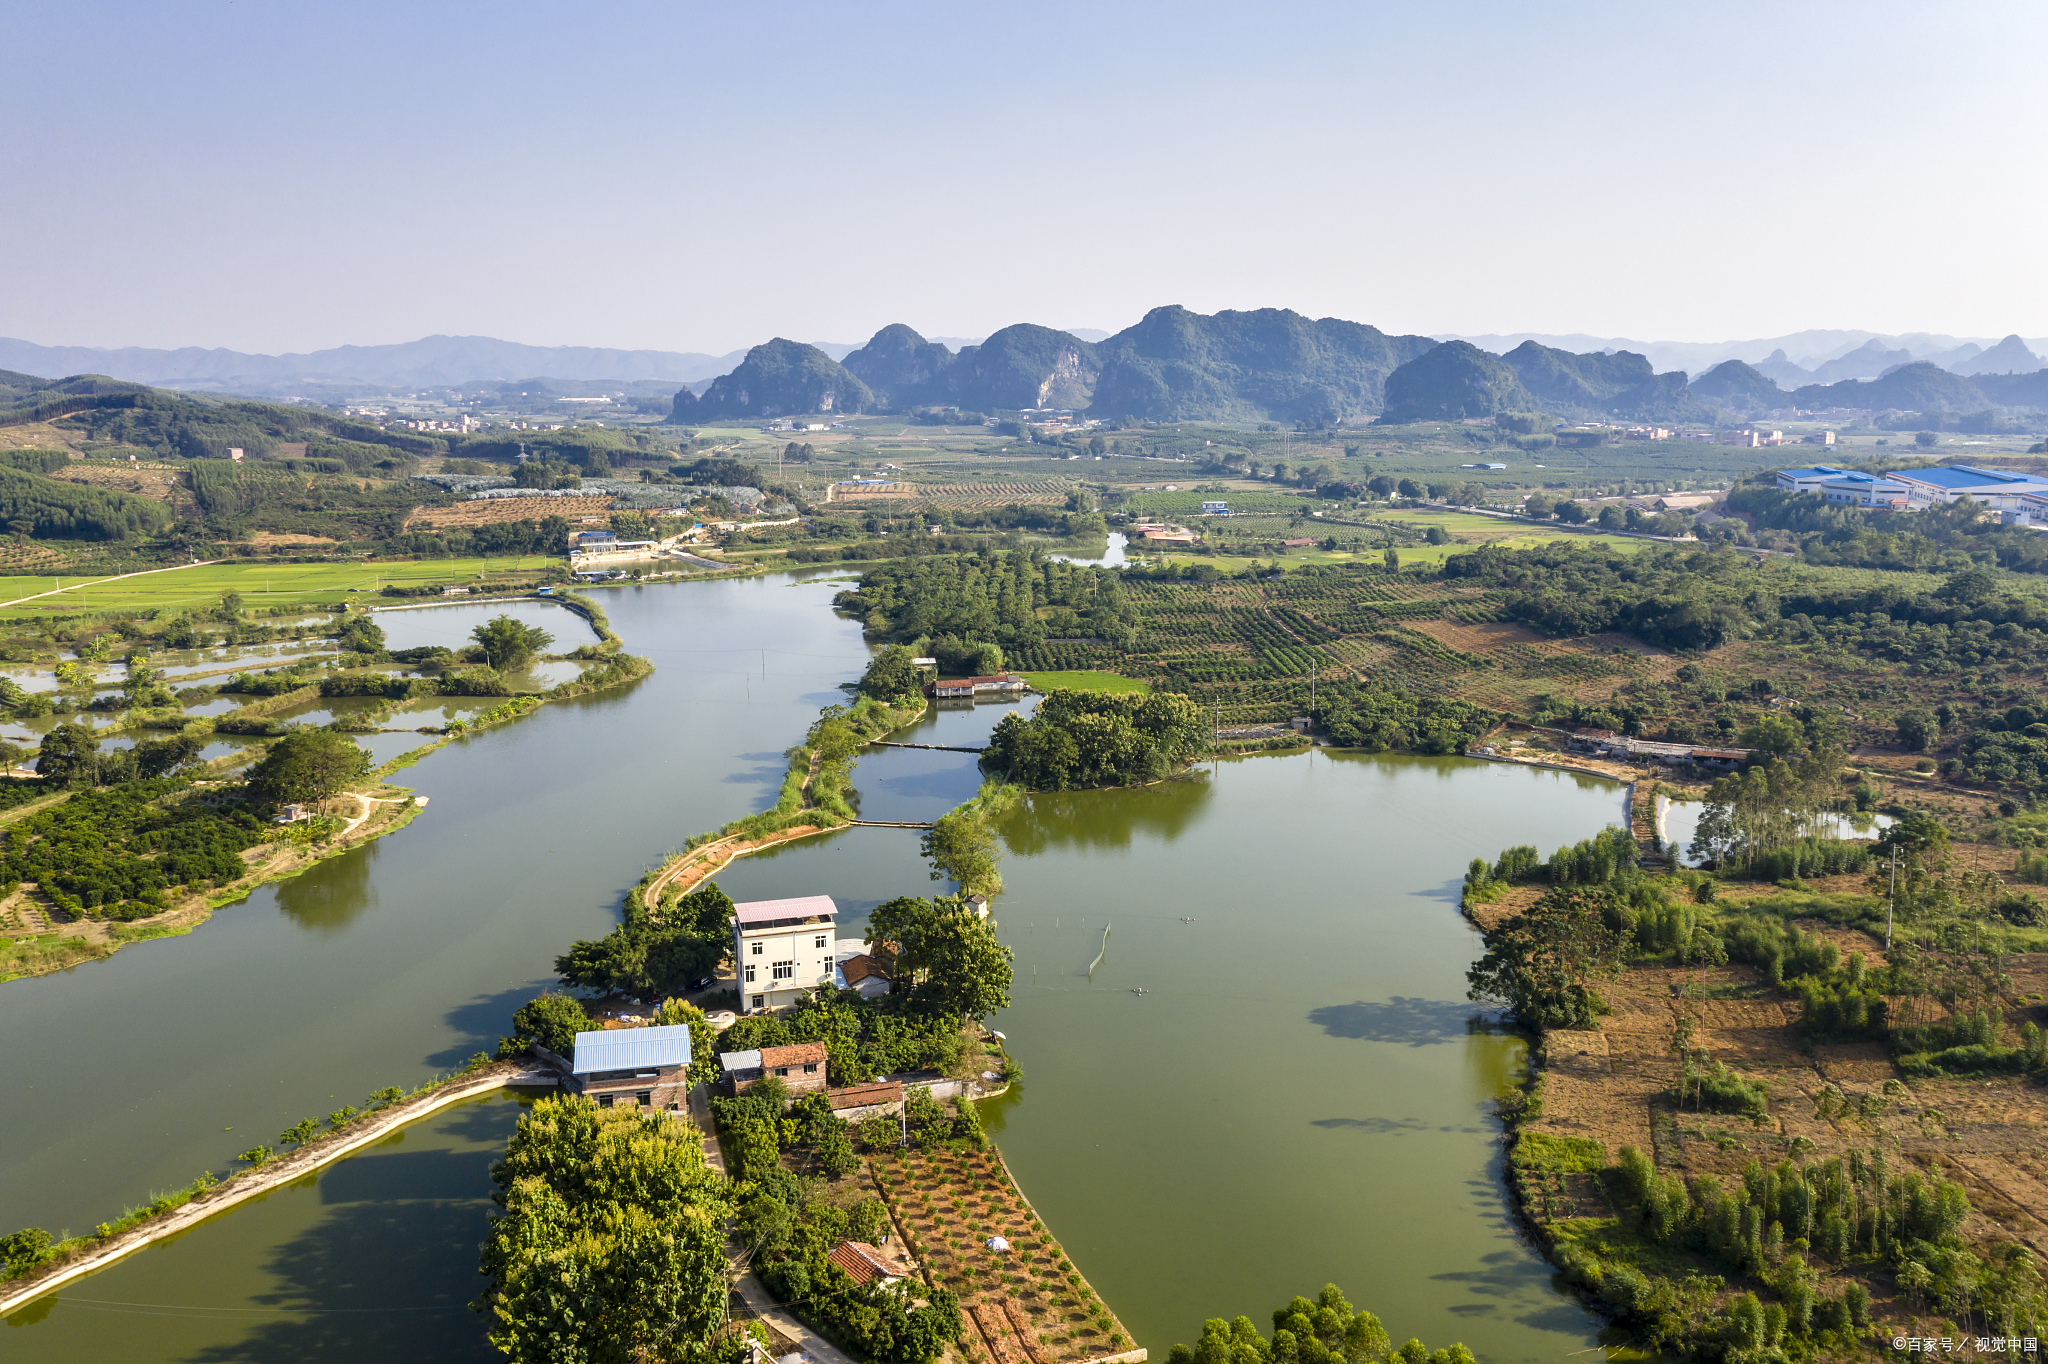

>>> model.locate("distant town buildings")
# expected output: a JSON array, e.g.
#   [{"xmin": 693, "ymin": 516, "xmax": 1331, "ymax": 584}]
[{"xmin": 396, "ymin": 415, "xmax": 483, "ymax": 433}]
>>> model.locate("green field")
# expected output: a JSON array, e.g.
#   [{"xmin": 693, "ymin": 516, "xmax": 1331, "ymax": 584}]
[
  {"xmin": 1123, "ymin": 489, "xmax": 1315, "ymax": 516},
  {"xmin": 1381, "ymin": 535, "xmax": 1649, "ymax": 566},
  {"xmin": 0, "ymin": 556, "xmax": 559, "ymax": 617},
  {"xmin": 1021, "ymin": 670, "xmax": 1150, "ymax": 695}
]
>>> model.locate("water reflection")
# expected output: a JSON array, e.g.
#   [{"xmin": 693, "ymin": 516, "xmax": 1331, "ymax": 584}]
[
  {"xmin": 1306, "ymin": 997, "xmax": 1488, "ymax": 1046},
  {"xmin": 5, "ymin": 1094, "xmax": 521, "ymax": 1363},
  {"xmin": 374, "ymin": 598, "xmax": 595, "ymax": 653},
  {"xmin": 998, "ymin": 774, "xmax": 1214, "ymax": 854},
  {"xmin": 1046, "ymin": 532, "xmax": 1127, "ymax": 567},
  {"xmin": 273, "ymin": 841, "xmax": 381, "ymax": 934}
]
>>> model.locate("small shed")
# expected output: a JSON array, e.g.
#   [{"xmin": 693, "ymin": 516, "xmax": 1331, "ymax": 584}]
[
  {"xmin": 719, "ymin": 1049, "xmax": 764, "ymax": 1091},
  {"xmin": 829, "ymin": 1240, "xmax": 916, "ymax": 1288},
  {"xmin": 828, "ymin": 1080, "xmax": 904, "ymax": 1118},
  {"xmin": 838, "ymin": 953, "xmax": 893, "ymax": 999}
]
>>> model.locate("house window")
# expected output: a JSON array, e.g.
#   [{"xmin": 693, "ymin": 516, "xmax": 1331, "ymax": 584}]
[
  {"xmin": 751, "ymin": 994, "xmax": 765, "ymax": 1010},
  {"xmin": 774, "ymin": 1066, "xmax": 788, "ymax": 1077},
  {"xmin": 744, "ymin": 964, "xmax": 756, "ymax": 984},
  {"xmin": 750, "ymin": 941, "xmax": 763, "ymax": 956},
  {"xmin": 804, "ymin": 1063, "xmax": 818, "ymax": 1073},
  {"xmin": 814, "ymin": 935, "xmax": 827, "ymax": 949},
  {"xmin": 598, "ymin": 1094, "xmax": 614, "ymax": 1109},
  {"xmin": 772, "ymin": 960, "xmax": 794, "ymax": 980},
  {"xmin": 635, "ymin": 1090, "xmax": 652, "ymax": 1106}
]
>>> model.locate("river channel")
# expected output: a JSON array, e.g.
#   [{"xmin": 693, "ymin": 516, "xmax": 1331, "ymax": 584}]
[{"xmin": 4, "ymin": 571, "xmax": 1628, "ymax": 1362}]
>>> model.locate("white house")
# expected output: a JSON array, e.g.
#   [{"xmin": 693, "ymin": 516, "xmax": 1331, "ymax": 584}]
[{"xmin": 733, "ymin": 894, "xmax": 839, "ymax": 1014}]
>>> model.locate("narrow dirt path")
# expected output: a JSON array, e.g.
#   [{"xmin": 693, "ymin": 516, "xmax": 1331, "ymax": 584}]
[
  {"xmin": 339, "ymin": 792, "xmax": 409, "ymax": 838},
  {"xmin": 0, "ymin": 559, "xmax": 226, "ymax": 610}
]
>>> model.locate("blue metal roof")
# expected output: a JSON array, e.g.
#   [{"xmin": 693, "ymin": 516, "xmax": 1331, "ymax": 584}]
[
  {"xmin": 570, "ymin": 1024, "xmax": 692, "ymax": 1074},
  {"xmin": 1894, "ymin": 465, "xmax": 2048, "ymax": 490},
  {"xmin": 1779, "ymin": 465, "xmax": 1855, "ymax": 481},
  {"xmin": 719, "ymin": 1049, "xmax": 762, "ymax": 1074}
]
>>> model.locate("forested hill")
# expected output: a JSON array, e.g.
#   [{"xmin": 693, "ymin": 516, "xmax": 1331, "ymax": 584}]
[
  {"xmin": 809, "ymin": 308, "xmax": 1440, "ymax": 425},
  {"xmin": 675, "ymin": 339, "xmax": 873, "ymax": 421},
  {"xmin": 0, "ymin": 370, "xmax": 441, "ymax": 462}
]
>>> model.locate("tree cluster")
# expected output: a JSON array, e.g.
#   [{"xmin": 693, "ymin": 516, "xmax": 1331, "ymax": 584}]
[
  {"xmin": 835, "ymin": 549, "xmax": 1138, "ymax": 653},
  {"xmin": 0, "ymin": 777, "xmax": 267, "ymax": 919},
  {"xmin": 1164, "ymin": 1283, "xmax": 1470, "ymax": 1364},
  {"xmin": 718, "ymin": 983, "xmax": 976, "ymax": 1087},
  {"xmin": 555, "ymin": 881, "xmax": 738, "ymax": 1005},
  {"xmin": 477, "ymin": 1094, "xmax": 736, "ymax": 1364},
  {"xmin": 983, "ymin": 688, "xmax": 1206, "ymax": 789}
]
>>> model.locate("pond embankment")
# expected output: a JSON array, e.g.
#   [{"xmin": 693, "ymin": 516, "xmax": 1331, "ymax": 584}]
[
  {"xmin": 0, "ymin": 1059, "xmax": 538, "ymax": 1317},
  {"xmin": 1, "ymin": 590, "xmax": 653, "ymax": 984}
]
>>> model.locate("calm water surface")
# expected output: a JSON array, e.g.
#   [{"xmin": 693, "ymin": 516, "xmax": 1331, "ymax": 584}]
[
  {"xmin": 4, "ymin": 573, "xmax": 1629, "ymax": 1362},
  {"xmin": 2, "ymin": 1092, "xmax": 529, "ymax": 1362}
]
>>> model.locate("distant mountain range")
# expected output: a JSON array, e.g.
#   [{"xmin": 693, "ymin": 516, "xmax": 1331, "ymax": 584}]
[
  {"xmin": 6, "ymin": 316, "xmax": 2047, "ymax": 429},
  {"xmin": 0, "ymin": 331, "xmax": 1110, "ymax": 398},
  {"xmin": 675, "ymin": 310, "xmax": 2048, "ymax": 427},
  {"xmin": 1444, "ymin": 329, "xmax": 2048, "ymax": 382},
  {"xmin": 676, "ymin": 308, "xmax": 1443, "ymax": 425}
]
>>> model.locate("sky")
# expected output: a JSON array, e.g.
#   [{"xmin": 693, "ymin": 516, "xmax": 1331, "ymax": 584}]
[{"xmin": 3, "ymin": 1, "xmax": 2044, "ymax": 356}]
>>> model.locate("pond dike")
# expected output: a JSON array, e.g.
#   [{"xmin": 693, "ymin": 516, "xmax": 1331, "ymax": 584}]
[{"xmin": 0, "ymin": 1060, "xmax": 544, "ymax": 1318}]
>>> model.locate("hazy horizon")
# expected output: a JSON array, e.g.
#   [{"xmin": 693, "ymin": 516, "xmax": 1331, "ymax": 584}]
[{"xmin": 5, "ymin": 2, "xmax": 2044, "ymax": 355}]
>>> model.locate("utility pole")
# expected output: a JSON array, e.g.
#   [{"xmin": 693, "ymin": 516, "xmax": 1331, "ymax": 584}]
[{"xmin": 1887, "ymin": 851, "xmax": 1898, "ymax": 950}]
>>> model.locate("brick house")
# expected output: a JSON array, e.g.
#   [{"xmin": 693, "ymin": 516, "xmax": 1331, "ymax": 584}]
[
  {"xmin": 566, "ymin": 1024, "xmax": 693, "ymax": 1112},
  {"xmin": 721, "ymin": 1041, "xmax": 829, "ymax": 1095}
]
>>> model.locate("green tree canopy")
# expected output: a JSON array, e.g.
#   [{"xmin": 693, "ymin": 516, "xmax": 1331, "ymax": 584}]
[
  {"xmin": 983, "ymin": 688, "xmax": 1206, "ymax": 790},
  {"xmin": 478, "ymin": 1095, "xmax": 734, "ymax": 1364},
  {"xmin": 858, "ymin": 643, "xmax": 925, "ymax": 701},
  {"xmin": 1466, "ymin": 888, "xmax": 1623, "ymax": 1029},
  {"xmin": 920, "ymin": 800, "xmax": 1003, "ymax": 895},
  {"xmin": 866, "ymin": 894, "xmax": 1013, "ymax": 1020},
  {"xmin": 244, "ymin": 729, "xmax": 373, "ymax": 806},
  {"xmin": 1164, "ymin": 1283, "xmax": 1465, "ymax": 1364},
  {"xmin": 556, "ymin": 881, "xmax": 737, "ymax": 1003},
  {"xmin": 471, "ymin": 614, "xmax": 555, "ymax": 669},
  {"xmin": 35, "ymin": 722, "xmax": 100, "ymax": 785},
  {"xmin": 336, "ymin": 613, "xmax": 387, "ymax": 654},
  {"xmin": 507, "ymin": 994, "xmax": 590, "ymax": 1057}
]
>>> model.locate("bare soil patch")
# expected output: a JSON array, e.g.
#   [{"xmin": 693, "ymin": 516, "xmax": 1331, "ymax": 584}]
[
  {"xmin": 406, "ymin": 495, "xmax": 616, "ymax": 530},
  {"xmin": 1407, "ymin": 617, "xmax": 1548, "ymax": 651},
  {"xmin": 49, "ymin": 462, "xmax": 181, "ymax": 501}
]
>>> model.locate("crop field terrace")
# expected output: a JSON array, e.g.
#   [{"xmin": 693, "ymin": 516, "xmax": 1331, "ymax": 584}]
[{"xmin": 1001, "ymin": 567, "xmax": 1683, "ymax": 726}]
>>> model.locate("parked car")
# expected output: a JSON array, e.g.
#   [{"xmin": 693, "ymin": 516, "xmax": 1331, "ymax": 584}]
[{"xmin": 689, "ymin": 977, "xmax": 715, "ymax": 992}]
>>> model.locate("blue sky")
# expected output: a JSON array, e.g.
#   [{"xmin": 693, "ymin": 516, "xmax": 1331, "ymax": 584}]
[{"xmin": 3, "ymin": 1, "xmax": 2042, "ymax": 353}]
